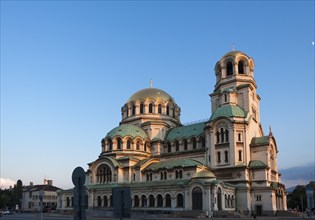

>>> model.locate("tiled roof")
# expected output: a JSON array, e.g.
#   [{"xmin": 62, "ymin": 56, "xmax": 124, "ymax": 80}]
[
  {"xmin": 165, "ymin": 122, "xmax": 206, "ymax": 141},
  {"xmin": 105, "ymin": 124, "xmax": 149, "ymax": 139},
  {"xmin": 249, "ymin": 160, "xmax": 267, "ymax": 169},
  {"xmin": 23, "ymin": 185, "xmax": 61, "ymax": 192},
  {"xmin": 270, "ymin": 181, "xmax": 285, "ymax": 190},
  {"xmin": 250, "ymin": 136, "xmax": 269, "ymax": 147},
  {"xmin": 221, "ymin": 87, "xmax": 235, "ymax": 93},
  {"xmin": 86, "ymin": 179, "xmax": 189, "ymax": 189},
  {"xmin": 209, "ymin": 104, "xmax": 247, "ymax": 121},
  {"xmin": 133, "ymin": 158, "xmax": 151, "ymax": 169},
  {"xmin": 236, "ymin": 84, "xmax": 250, "ymax": 90},
  {"xmin": 143, "ymin": 158, "xmax": 202, "ymax": 172},
  {"xmin": 116, "ymin": 156, "xmax": 139, "ymax": 162}
]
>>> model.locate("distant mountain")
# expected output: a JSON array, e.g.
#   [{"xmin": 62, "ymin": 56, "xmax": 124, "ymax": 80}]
[
  {"xmin": 286, "ymin": 186, "xmax": 296, "ymax": 193},
  {"xmin": 280, "ymin": 163, "xmax": 315, "ymax": 188}
]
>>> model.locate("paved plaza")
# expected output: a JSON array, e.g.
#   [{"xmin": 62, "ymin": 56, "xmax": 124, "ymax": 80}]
[{"xmin": 1, "ymin": 213, "xmax": 315, "ymax": 220}]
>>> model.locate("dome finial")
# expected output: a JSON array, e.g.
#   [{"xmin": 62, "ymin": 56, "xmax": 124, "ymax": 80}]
[
  {"xmin": 149, "ymin": 79, "xmax": 153, "ymax": 88},
  {"xmin": 232, "ymin": 43, "xmax": 235, "ymax": 51}
]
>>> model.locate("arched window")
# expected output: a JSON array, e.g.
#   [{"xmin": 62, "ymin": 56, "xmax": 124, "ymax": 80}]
[
  {"xmin": 179, "ymin": 170, "xmax": 183, "ymax": 179},
  {"xmin": 192, "ymin": 187, "xmax": 202, "ymax": 210},
  {"xmin": 225, "ymin": 129, "xmax": 229, "ymax": 142},
  {"xmin": 217, "ymin": 188, "xmax": 222, "ymax": 210},
  {"xmin": 127, "ymin": 140, "xmax": 131, "ymax": 150},
  {"xmin": 226, "ymin": 61, "xmax": 233, "ymax": 76},
  {"xmin": 149, "ymin": 103, "xmax": 153, "ymax": 113},
  {"xmin": 224, "ymin": 94, "xmax": 227, "ymax": 102},
  {"xmin": 238, "ymin": 150, "xmax": 242, "ymax": 161},
  {"xmin": 140, "ymin": 103, "xmax": 144, "ymax": 114},
  {"xmin": 224, "ymin": 150, "xmax": 228, "ymax": 163},
  {"xmin": 238, "ymin": 133, "xmax": 242, "ymax": 141},
  {"xmin": 167, "ymin": 142, "xmax": 171, "ymax": 153},
  {"xmin": 228, "ymin": 195, "xmax": 231, "ymax": 207},
  {"xmin": 97, "ymin": 164, "xmax": 112, "ymax": 183},
  {"xmin": 136, "ymin": 141, "xmax": 140, "ymax": 150},
  {"xmin": 141, "ymin": 195, "xmax": 147, "ymax": 207},
  {"xmin": 220, "ymin": 128, "xmax": 224, "ymax": 143},
  {"xmin": 192, "ymin": 137, "xmax": 197, "ymax": 149},
  {"xmin": 97, "ymin": 196, "xmax": 102, "ymax": 207},
  {"xmin": 108, "ymin": 138, "xmax": 112, "ymax": 151},
  {"xmin": 126, "ymin": 107, "xmax": 129, "ymax": 117},
  {"xmin": 177, "ymin": 194, "xmax": 184, "ymax": 207},
  {"xmin": 149, "ymin": 195, "xmax": 155, "ymax": 207},
  {"xmin": 116, "ymin": 138, "xmax": 122, "ymax": 150},
  {"xmin": 175, "ymin": 170, "xmax": 182, "ymax": 179},
  {"xmin": 144, "ymin": 142, "xmax": 147, "ymax": 152},
  {"xmin": 132, "ymin": 105, "xmax": 136, "ymax": 115},
  {"xmin": 165, "ymin": 194, "xmax": 171, "ymax": 207},
  {"xmin": 103, "ymin": 196, "xmax": 108, "ymax": 207},
  {"xmin": 201, "ymin": 136, "xmax": 206, "ymax": 148},
  {"xmin": 160, "ymin": 172, "xmax": 164, "ymax": 180},
  {"xmin": 66, "ymin": 197, "xmax": 70, "ymax": 207},
  {"xmin": 157, "ymin": 194, "xmax": 163, "ymax": 207},
  {"xmin": 238, "ymin": 60, "xmax": 244, "ymax": 74},
  {"xmin": 175, "ymin": 140, "xmax": 179, "ymax": 151},
  {"xmin": 217, "ymin": 151, "xmax": 221, "ymax": 163},
  {"xmin": 216, "ymin": 131, "xmax": 220, "ymax": 143},
  {"xmin": 231, "ymin": 195, "xmax": 235, "ymax": 208},
  {"xmin": 134, "ymin": 195, "xmax": 139, "ymax": 207},
  {"xmin": 158, "ymin": 104, "xmax": 162, "ymax": 114},
  {"xmin": 166, "ymin": 105, "xmax": 170, "ymax": 115},
  {"xmin": 164, "ymin": 171, "xmax": 167, "ymax": 180},
  {"xmin": 183, "ymin": 139, "xmax": 188, "ymax": 150},
  {"xmin": 225, "ymin": 194, "xmax": 228, "ymax": 208}
]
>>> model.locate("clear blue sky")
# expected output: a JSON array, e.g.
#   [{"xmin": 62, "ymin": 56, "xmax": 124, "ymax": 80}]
[{"xmin": 1, "ymin": 1, "xmax": 314, "ymax": 189}]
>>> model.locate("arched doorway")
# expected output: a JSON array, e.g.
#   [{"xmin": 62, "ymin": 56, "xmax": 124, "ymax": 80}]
[
  {"xmin": 217, "ymin": 188, "xmax": 222, "ymax": 210},
  {"xmin": 192, "ymin": 187, "xmax": 203, "ymax": 210}
]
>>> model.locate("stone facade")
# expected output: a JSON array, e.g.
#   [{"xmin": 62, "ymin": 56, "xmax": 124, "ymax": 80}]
[{"xmin": 57, "ymin": 50, "xmax": 286, "ymax": 217}]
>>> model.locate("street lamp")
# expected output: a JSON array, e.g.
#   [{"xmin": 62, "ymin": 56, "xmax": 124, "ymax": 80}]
[
  {"xmin": 39, "ymin": 190, "xmax": 44, "ymax": 220},
  {"xmin": 306, "ymin": 186, "xmax": 314, "ymax": 211}
]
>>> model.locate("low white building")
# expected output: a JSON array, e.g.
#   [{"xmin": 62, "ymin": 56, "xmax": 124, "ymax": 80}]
[{"xmin": 21, "ymin": 180, "xmax": 60, "ymax": 212}]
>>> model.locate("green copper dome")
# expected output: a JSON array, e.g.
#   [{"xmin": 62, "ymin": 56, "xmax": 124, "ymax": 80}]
[
  {"xmin": 127, "ymin": 88, "xmax": 175, "ymax": 103},
  {"xmin": 210, "ymin": 104, "xmax": 247, "ymax": 121},
  {"xmin": 105, "ymin": 124, "xmax": 149, "ymax": 139}
]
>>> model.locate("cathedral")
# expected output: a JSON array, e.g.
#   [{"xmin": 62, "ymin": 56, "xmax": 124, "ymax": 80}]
[{"xmin": 58, "ymin": 50, "xmax": 287, "ymax": 217}]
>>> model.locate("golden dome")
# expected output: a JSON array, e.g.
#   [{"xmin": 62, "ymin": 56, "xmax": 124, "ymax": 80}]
[{"xmin": 127, "ymin": 88, "xmax": 175, "ymax": 103}]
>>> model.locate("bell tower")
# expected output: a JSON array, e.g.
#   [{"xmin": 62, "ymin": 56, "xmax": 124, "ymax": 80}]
[
  {"xmin": 207, "ymin": 50, "xmax": 264, "ymax": 170},
  {"xmin": 210, "ymin": 50, "xmax": 261, "ymax": 125}
]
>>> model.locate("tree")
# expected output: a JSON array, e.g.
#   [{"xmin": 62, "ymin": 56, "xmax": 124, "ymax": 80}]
[
  {"xmin": 287, "ymin": 185, "xmax": 307, "ymax": 211},
  {"xmin": 0, "ymin": 188, "xmax": 10, "ymax": 210},
  {"xmin": 13, "ymin": 180, "xmax": 23, "ymax": 209}
]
